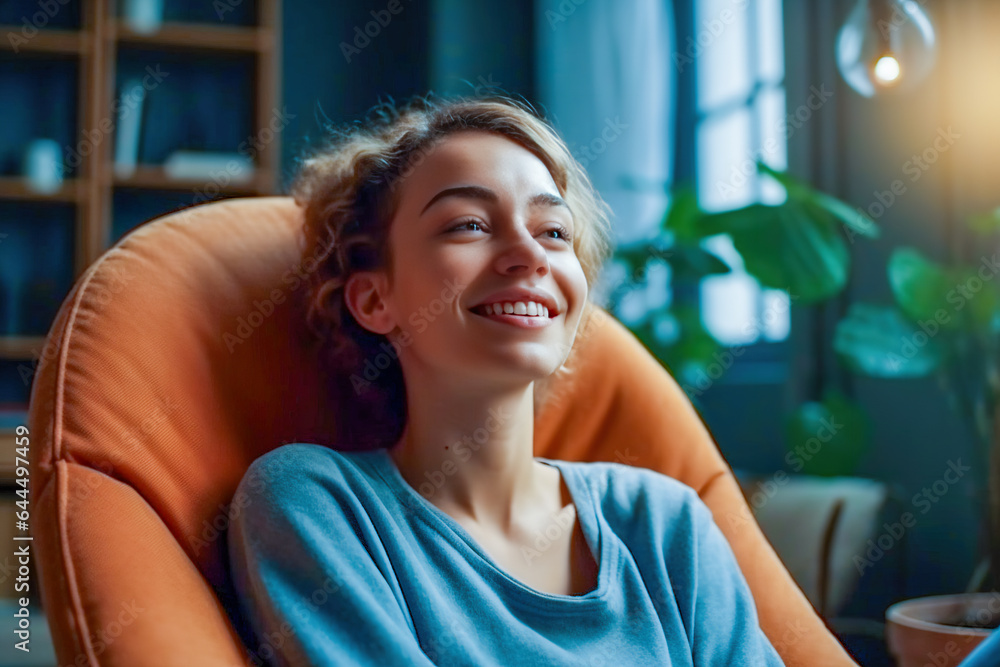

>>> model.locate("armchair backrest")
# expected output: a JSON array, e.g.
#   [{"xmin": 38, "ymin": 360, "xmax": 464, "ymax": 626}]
[{"xmin": 29, "ymin": 196, "xmax": 857, "ymax": 666}]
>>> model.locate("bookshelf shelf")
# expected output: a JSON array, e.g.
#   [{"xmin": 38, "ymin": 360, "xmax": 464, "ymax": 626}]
[
  {"xmin": 0, "ymin": 177, "xmax": 85, "ymax": 203},
  {"xmin": 0, "ymin": 337, "xmax": 45, "ymax": 360},
  {"xmin": 109, "ymin": 20, "xmax": 272, "ymax": 53},
  {"xmin": 0, "ymin": 450, "xmax": 16, "ymax": 475},
  {"xmin": 109, "ymin": 166, "xmax": 266, "ymax": 195},
  {"xmin": 0, "ymin": 425, "xmax": 21, "ymax": 487},
  {"xmin": 0, "ymin": 27, "xmax": 87, "ymax": 54}
]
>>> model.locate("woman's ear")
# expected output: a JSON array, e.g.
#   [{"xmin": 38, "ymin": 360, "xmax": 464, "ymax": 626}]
[{"xmin": 344, "ymin": 271, "xmax": 396, "ymax": 335}]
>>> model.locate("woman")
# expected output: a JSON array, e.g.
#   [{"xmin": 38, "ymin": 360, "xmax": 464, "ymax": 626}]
[{"xmin": 227, "ymin": 94, "xmax": 785, "ymax": 666}]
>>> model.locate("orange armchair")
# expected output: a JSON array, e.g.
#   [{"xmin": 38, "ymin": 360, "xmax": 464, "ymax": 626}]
[{"xmin": 29, "ymin": 196, "xmax": 859, "ymax": 666}]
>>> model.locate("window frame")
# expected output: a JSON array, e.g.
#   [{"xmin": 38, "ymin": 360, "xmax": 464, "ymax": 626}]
[{"xmin": 673, "ymin": 0, "xmax": 792, "ymax": 372}]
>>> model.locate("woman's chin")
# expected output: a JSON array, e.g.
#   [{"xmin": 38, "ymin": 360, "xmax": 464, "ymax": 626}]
[{"xmin": 461, "ymin": 354, "xmax": 562, "ymax": 382}]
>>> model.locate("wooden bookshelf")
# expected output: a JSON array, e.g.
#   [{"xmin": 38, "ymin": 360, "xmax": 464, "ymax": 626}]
[
  {"xmin": 0, "ymin": 176, "xmax": 85, "ymax": 202},
  {"xmin": 0, "ymin": 27, "xmax": 87, "ymax": 54},
  {"xmin": 0, "ymin": 405, "xmax": 26, "ymax": 488},
  {"xmin": 110, "ymin": 20, "xmax": 271, "ymax": 52},
  {"xmin": 0, "ymin": 1, "xmax": 282, "ymax": 457},
  {"xmin": 0, "ymin": 430, "xmax": 18, "ymax": 484},
  {"xmin": 90, "ymin": 0, "xmax": 283, "ymax": 259},
  {"xmin": 107, "ymin": 165, "xmax": 272, "ymax": 195},
  {"xmin": 0, "ymin": 337, "xmax": 45, "ymax": 360}
]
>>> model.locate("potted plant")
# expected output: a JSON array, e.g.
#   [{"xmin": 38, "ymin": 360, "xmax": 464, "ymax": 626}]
[
  {"xmin": 832, "ymin": 212, "xmax": 1000, "ymax": 665},
  {"xmin": 606, "ymin": 164, "xmax": 999, "ymax": 665}
]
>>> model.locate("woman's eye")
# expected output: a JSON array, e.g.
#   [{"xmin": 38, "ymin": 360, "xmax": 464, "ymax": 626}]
[
  {"xmin": 450, "ymin": 220, "xmax": 484, "ymax": 232},
  {"xmin": 447, "ymin": 220, "xmax": 571, "ymax": 242},
  {"xmin": 546, "ymin": 225, "xmax": 573, "ymax": 242}
]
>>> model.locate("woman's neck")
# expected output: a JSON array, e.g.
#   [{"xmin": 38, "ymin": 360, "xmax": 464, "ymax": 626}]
[{"xmin": 387, "ymin": 383, "xmax": 554, "ymax": 535}]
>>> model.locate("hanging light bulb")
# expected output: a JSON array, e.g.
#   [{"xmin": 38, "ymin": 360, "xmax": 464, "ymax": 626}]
[
  {"xmin": 873, "ymin": 55, "xmax": 901, "ymax": 84},
  {"xmin": 836, "ymin": 0, "xmax": 937, "ymax": 97}
]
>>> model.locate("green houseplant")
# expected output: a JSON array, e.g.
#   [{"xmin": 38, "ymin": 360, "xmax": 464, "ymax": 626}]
[
  {"xmin": 834, "ymin": 232, "xmax": 1000, "ymax": 593},
  {"xmin": 606, "ymin": 163, "xmax": 879, "ymax": 475},
  {"xmin": 831, "ymin": 211, "xmax": 1000, "ymax": 665},
  {"xmin": 605, "ymin": 163, "xmax": 1000, "ymax": 664}
]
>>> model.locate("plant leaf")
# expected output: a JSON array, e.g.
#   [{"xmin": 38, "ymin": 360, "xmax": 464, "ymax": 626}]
[
  {"xmin": 757, "ymin": 162, "xmax": 880, "ymax": 240},
  {"xmin": 662, "ymin": 187, "xmax": 703, "ymax": 242},
  {"xmin": 630, "ymin": 306, "xmax": 721, "ymax": 390},
  {"xmin": 714, "ymin": 201, "xmax": 850, "ymax": 303},
  {"xmin": 949, "ymin": 262, "xmax": 1000, "ymax": 332},
  {"xmin": 698, "ymin": 203, "xmax": 777, "ymax": 236},
  {"xmin": 613, "ymin": 236, "xmax": 673, "ymax": 282},
  {"xmin": 785, "ymin": 390, "xmax": 871, "ymax": 477},
  {"xmin": 667, "ymin": 241, "xmax": 731, "ymax": 281},
  {"xmin": 888, "ymin": 247, "xmax": 959, "ymax": 328},
  {"xmin": 834, "ymin": 303, "xmax": 945, "ymax": 378}
]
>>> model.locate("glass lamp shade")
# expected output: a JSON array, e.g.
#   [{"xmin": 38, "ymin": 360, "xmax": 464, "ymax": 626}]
[{"xmin": 836, "ymin": 0, "xmax": 937, "ymax": 97}]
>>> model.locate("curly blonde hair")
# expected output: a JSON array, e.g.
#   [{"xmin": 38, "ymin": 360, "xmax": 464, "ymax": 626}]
[{"xmin": 292, "ymin": 93, "xmax": 614, "ymax": 450}]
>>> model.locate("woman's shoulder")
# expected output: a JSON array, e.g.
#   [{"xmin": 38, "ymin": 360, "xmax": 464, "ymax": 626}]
[
  {"xmin": 550, "ymin": 458, "xmax": 701, "ymax": 502},
  {"xmin": 235, "ymin": 443, "xmax": 375, "ymax": 509},
  {"xmin": 241, "ymin": 442, "xmax": 335, "ymax": 483},
  {"xmin": 248, "ymin": 441, "xmax": 343, "ymax": 468},
  {"xmin": 226, "ymin": 446, "xmax": 398, "ymax": 593},
  {"xmin": 547, "ymin": 458, "xmax": 708, "ymax": 524}
]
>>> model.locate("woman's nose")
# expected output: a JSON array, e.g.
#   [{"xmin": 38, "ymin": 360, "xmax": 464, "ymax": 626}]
[{"xmin": 495, "ymin": 225, "xmax": 549, "ymax": 276}]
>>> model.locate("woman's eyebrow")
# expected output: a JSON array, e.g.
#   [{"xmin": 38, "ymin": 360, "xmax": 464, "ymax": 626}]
[{"xmin": 420, "ymin": 185, "xmax": 569, "ymax": 216}]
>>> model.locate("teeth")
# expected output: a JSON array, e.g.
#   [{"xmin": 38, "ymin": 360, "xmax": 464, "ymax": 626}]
[{"xmin": 477, "ymin": 301, "xmax": 551, "ymax": 317}]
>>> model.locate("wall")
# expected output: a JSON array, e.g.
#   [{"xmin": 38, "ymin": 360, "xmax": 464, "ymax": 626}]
[{"xmin": 279, "ymin": 0, "xmax": 534, "ymax": 191}]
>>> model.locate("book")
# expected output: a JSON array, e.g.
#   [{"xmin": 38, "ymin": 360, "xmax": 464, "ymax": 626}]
[
  {"xmin": 114, "ymin": 77, "xmax": 147, "ymax": 178},
  {"xmin": 162, "ymin": 150, "xmax": 254, "ymax": 184}
]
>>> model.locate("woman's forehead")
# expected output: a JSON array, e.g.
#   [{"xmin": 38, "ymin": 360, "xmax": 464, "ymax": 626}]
[{"xmin": 396, "ymin": 132, "xmax": 559, "ymax": 206}]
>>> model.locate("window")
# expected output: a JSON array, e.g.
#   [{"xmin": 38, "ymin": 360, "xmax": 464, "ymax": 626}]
[{"xmin": 693, "ymin": 0, "xmax": 789, "ymax": 347}]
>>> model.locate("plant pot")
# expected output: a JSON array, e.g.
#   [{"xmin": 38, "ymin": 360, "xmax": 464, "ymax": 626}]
[{"xmin": 886, "ymin": 593, "xmax": 1000, "ymax": 667}]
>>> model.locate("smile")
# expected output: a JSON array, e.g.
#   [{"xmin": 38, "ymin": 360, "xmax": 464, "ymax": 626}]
[{"xmin": 469, "ymin": 304, "xmax": 555, "ymax": 329}]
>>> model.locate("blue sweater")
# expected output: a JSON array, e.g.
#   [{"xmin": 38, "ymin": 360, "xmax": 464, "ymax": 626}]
[{"xmin": 226, "ymin": 443, "xmax": 786, "ymax": 666}]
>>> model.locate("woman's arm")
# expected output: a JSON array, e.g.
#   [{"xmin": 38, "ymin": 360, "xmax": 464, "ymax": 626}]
[{"xmin": 226, "ymin": 453, "xmax": 437, "ymax": 667}]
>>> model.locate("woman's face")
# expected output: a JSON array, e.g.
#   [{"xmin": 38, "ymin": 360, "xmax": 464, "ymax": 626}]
[{"xmin": 356, "ymin": 130, "xmax": 589, "ymax": 388}]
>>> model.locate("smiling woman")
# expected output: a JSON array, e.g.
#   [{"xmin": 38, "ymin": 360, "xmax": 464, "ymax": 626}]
[
  {"xmin": 291, "ymin": 94, "xmax": 614, "ymax": 451},
  {"xmin": 225, "ymin": 93, "xmax": 787, "ymax": 666}
]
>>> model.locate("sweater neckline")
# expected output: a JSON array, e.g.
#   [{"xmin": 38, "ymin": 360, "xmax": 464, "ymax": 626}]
[{"xmin": 360, "ymin": 447, "xmax": 616, "ymax": 610}]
